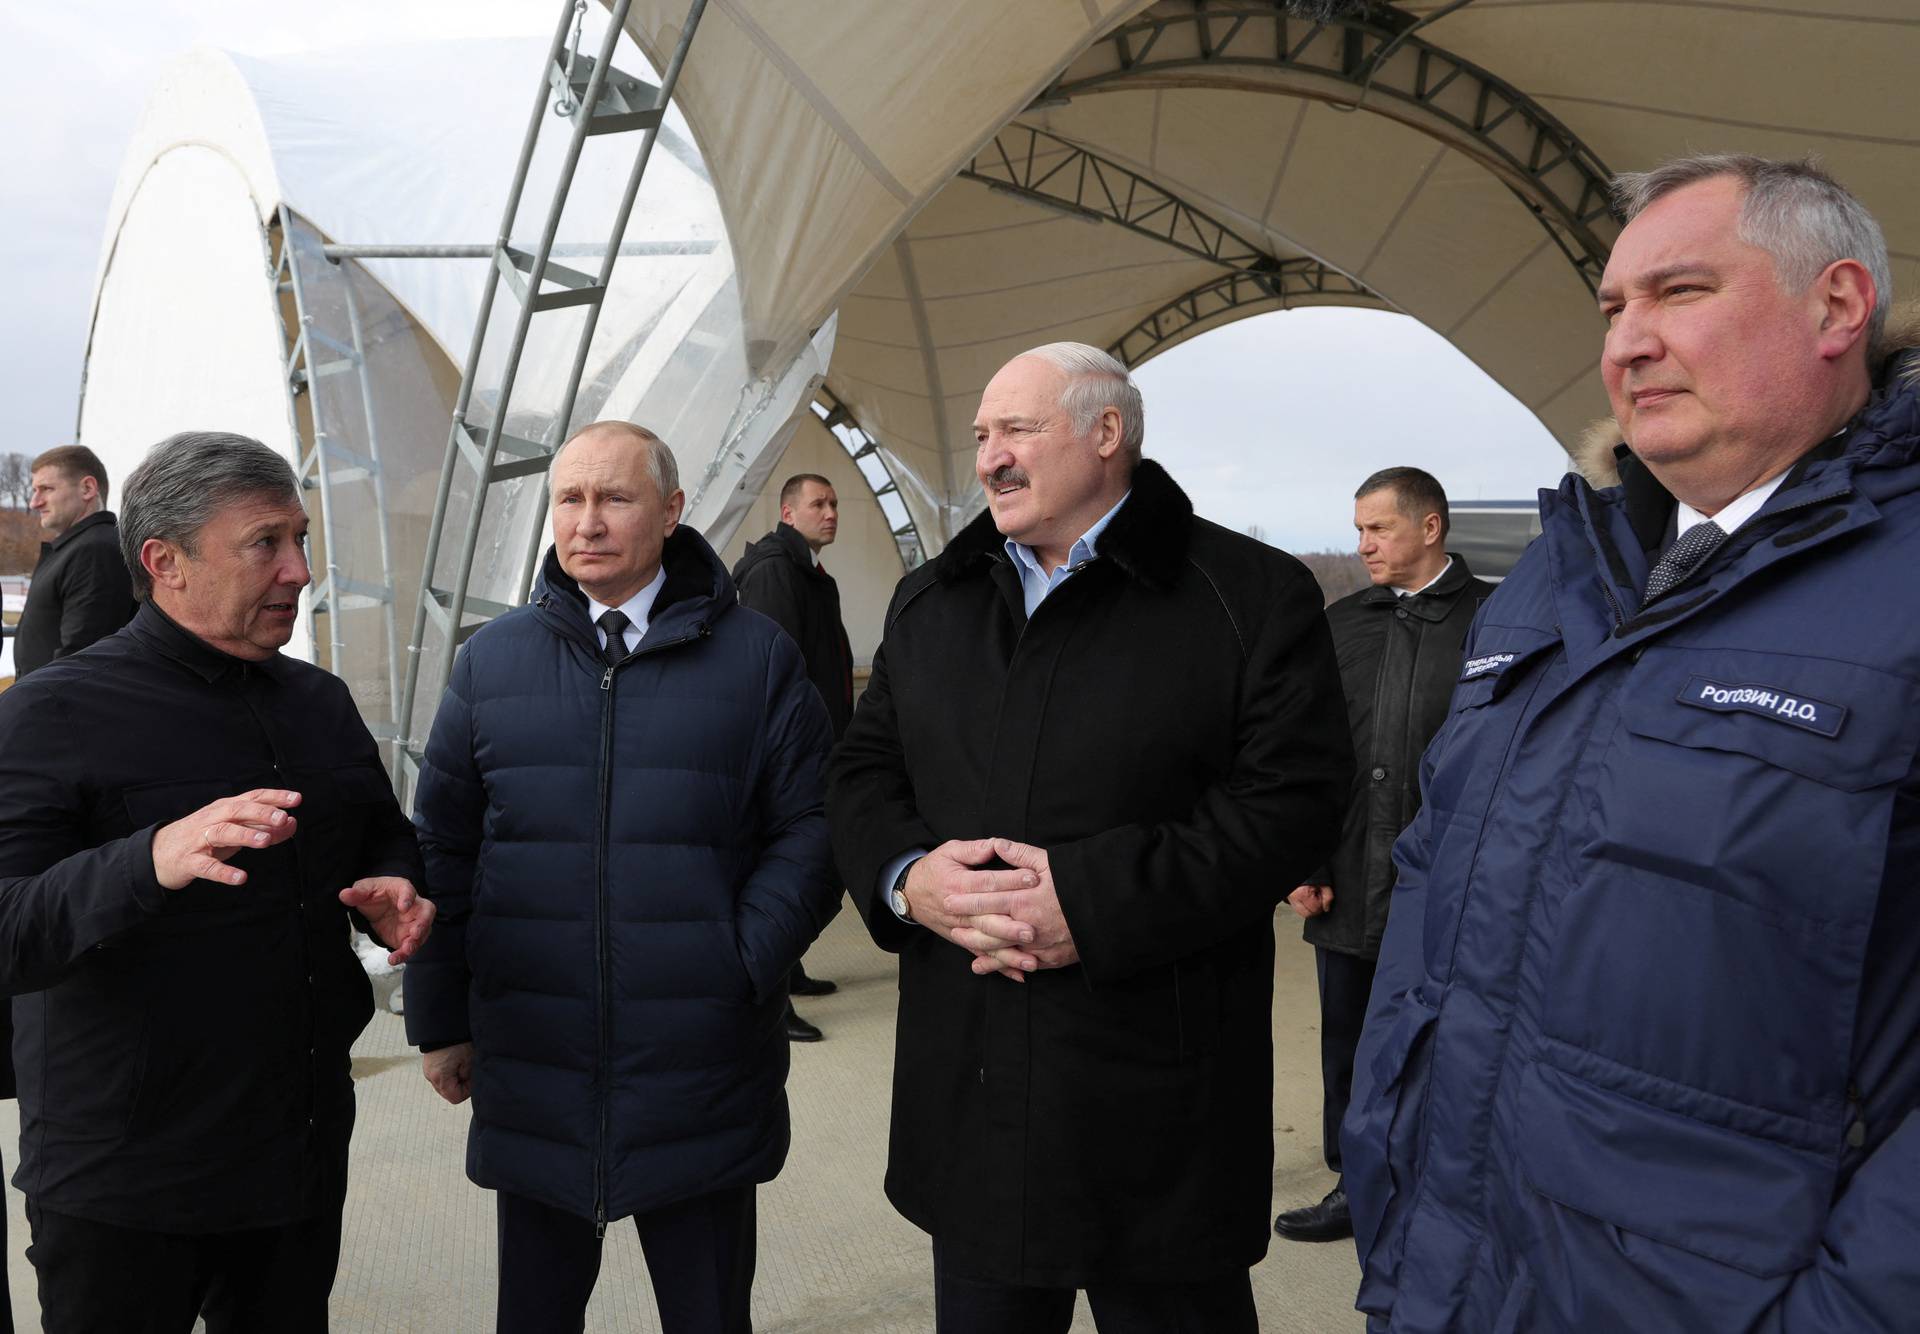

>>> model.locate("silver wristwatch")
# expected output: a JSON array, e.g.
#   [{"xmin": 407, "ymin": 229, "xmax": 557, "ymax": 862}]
[{"xmin": 889, "ymin": 859, "xmax": 917, "ymax": 921}]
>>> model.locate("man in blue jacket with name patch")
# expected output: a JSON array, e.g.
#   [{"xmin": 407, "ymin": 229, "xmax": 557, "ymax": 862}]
[
  {"xmin": 1346, "ymin": 154, "xmax": 1920, "ymax": 1331},
  {"xmin": 407, "ymin": 421, "xmax": 840, "ymax": 1334}
]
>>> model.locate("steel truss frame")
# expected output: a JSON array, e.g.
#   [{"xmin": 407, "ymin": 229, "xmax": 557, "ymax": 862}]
[
  {"xmin": 957, "ymin": 121, "xmax": 1389, "ymax": 363},
  {"xmin": 1045, "ymin": 1, "xmax": 1617, "ymax": 293},
  {"xmin": 810, "ymin": 385, "xmax": 924, "ymax": 570},
  {"xmin": 270, "ymin": 207, "xmax": 404, "ymax": 738},
  {"xmin": 1107, "ymin": 262, "xmax": 1380, "ymax": 366},
  {"xmin": 392, "ymin": 0, "xmax": 710, "ymax": 786},
  {"xmin": 826, "ymin": 121, "xmax": 1392, "ymax": 549},
  {"xmin": 960, "ymin": 123, "xmax": 1281, "ymax": 275}
]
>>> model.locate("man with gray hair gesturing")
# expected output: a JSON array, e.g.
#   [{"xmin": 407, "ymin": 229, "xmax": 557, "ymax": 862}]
[
  {"xmin": 0, "ymin": 430, "xmax": 432, "ymax": 1332},
  {"xmin": 829, "ymin": 343, "xmax": 1353, "ymax": 1330},
  {"xmin": 1345, "ymin": 155, "xmax": 1920, "ymax": 1331}
]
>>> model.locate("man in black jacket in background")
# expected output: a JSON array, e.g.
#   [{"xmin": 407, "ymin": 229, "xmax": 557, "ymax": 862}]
[
  {"xmin": 0, "ymin": 430, "xmax": 432, "ymax": 1332},
  {"xmin": 13, "ymin": 444, "xmax": 135, "ymax": 678},
  {"xmin": 1273, "ymin": 466, "xmax": 1492, "ymax": 1245},
  {"xmin": 733, "ymin": 473, "xmax": 854, "ymax": 1040}
]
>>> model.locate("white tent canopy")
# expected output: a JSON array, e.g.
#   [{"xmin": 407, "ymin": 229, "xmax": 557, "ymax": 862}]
[
  {"xmin": 613, "ymin": 0, "xmax": 1920, "ymax": 546},
  {"xmin": 78, "ymin": 0, "xmax": 1920, "ymax": 730},
  {"xmin": 76, "ymin": 33, "xmax": 872, "ymax": 733}
]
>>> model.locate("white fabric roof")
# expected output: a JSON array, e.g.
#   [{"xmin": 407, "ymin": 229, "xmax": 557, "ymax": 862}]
[
  {"xmin": 78, "ymin": 35, "xmax": 777, "ymax": 704},
  {"xmin": 616, "ymin": 0, "xmax": 1920, "ymax": 549},
  {"xmin": 617, "ymin": 0, "xmax": 1157, "ymax": 372},
  {"xmin": 89, "ymin": 39, "xmax": 723, "ymax": 375}
]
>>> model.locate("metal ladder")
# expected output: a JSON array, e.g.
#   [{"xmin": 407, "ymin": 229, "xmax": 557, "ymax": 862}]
[
  {"xmin": 392, "ymin": 0, "xmax": 710, "ymax": 790},
  {"xmin": 272, "ymin": 205, "xmax": 405, "ymax": 739}
]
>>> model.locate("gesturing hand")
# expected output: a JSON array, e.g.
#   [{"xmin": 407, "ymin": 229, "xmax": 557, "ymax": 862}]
[
  {"xmin": 338, "ymin": 877, "xmax": 437, "ymax": 964},
  {"xmin": 900, "ymin": 839, "xmax": 1041, "ymax": 981},
  {"xmin": 943, "ymin": 837, "xmax": 1079, "ymax": 977},
  {"xmin": 150, "ymin": 788, "xmax": 302, "ymax": 890},
  {"xmin": 422, "ymin": 1043, "xmax": 474, "ymax": 1105},
  {"xmin": 1287, "ymin": 884, "xmax": 1334, "ymax": 919}
]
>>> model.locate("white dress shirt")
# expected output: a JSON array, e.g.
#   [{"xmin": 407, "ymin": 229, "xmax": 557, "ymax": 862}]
[
  {"xmin": 1392, "ymin": 556, "xmax": 1454, "ymax": 599},
  {"xmin": 586, "ymin": 564, "xmax": 668, "ymax": 655},
  {"xmin": 1674, "ymin": 470, "xmax": 1789, "ymax": 540}
]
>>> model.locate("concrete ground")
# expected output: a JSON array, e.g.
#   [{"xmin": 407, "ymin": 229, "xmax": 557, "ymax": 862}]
[{"xmin": 2, "ymin": 911, "xmax": 1361, "ymax": 1331}]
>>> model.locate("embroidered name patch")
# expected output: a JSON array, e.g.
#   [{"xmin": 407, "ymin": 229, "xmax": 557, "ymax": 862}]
[
  {"xmin": 1679, "ymin": 677, "xmax": 1847, "ymax": 737},
  {"xmin": 1461, "ymin": 653, "xmax": 1517, "ymax": 680}
]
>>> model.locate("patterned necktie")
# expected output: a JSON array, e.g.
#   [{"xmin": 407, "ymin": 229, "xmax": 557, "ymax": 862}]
[
  {"xmin": 597, "ymin": 609, "xmax": 632, "ymax": 667},
  {"xmin": 1643, "ymin": 519, "xmax": 1728, "ymax": 604}
]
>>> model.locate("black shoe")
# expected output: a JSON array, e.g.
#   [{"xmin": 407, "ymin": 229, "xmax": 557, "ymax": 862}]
[
  {"xmin": 1273, "ymin": 1184, "xmax": 1351, "ymax": 1242},
  {"xmin": 785, "ymin": 1002, "xmax": 824, "ymax": 1043},
  {"xmin": 789, "ymin": 964, "xmax": 838, "ymax": 997}
]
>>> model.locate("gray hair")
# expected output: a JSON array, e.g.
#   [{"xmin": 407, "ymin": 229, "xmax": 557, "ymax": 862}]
[
  {"xmin": 548, "ymin": 421, "xmax": 679, "ymax": 498},
  {"xmin": 120, "ymin": 431, "xmax": 301, "ymax": 599},
  {"xmin": 1020, "ymin": 342, "xmax": 1146, "ymax": 463},
  {"xmin": 1611, "ymin": 154, "xmax": 1892, "ymax": 364}
]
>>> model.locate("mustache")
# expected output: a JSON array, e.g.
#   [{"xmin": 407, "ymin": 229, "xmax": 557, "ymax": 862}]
[{"xmin": 987, "ymin": 466, "xmax": 1031, "ymax": 491}]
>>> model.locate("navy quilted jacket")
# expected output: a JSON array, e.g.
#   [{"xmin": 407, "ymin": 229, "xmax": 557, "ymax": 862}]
[
  {"xmin": 405, "ymin": 527, "xmax": 839, "ymax": 1227},
  {"xmin": 1344, "ymin": 356, "xmax": 1920, "ymax": 1331}
]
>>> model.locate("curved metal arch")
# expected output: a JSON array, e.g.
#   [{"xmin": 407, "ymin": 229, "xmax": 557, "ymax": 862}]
[
  {"xmin": 959, "ymin": 123, "xmax": 1281, "ymax": 275},
  {"xmin": 810, "ymin": 385, "xmax": 927, "ymax": 570},
  {"xmin": 1107, "ymin": 261, "xmax": 1384, "ymax": 368},
  {"xmin": 1045, "ymin": 3, "xmax": 1617, "ymax": 293}
]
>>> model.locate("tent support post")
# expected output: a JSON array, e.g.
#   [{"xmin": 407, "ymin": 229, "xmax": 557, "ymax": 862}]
[{"xmin": 393, "ymin": 0, "xmax": 710, "ymax": 795}]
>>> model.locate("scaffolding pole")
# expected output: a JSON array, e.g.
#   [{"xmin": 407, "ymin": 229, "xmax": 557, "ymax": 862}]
[
  {"xmin": 392, "ymin": 0, "xmax": 710, "ymax": 790},
  {"xmin": 273, "ymin": 207, "xmax": 403, "ymax": 736}
]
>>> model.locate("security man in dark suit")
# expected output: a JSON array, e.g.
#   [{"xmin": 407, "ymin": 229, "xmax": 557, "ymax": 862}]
[{"xmin": 1274, "ymin": 467, "xmax": 1492, "ymax": 1244}]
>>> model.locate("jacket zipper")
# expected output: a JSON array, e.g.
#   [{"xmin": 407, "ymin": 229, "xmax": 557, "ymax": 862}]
[
  {"xmin": 590, "ymin": 623, "xmax": 708, "ymax": 1239},
  {"xmin": 1845, "ymin": 1082, "xmax": 1867, "ymax": 1150}
]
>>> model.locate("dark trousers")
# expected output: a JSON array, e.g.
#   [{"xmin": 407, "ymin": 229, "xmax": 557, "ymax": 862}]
[
  {"xmin": 25, "ymin": 1196, "xmax": 343, "ymax": 1334},
  {"xmin": 0, "ymin": 1143, "xmax": 11, "ymax": 1334},
  {"xmin": 933, "ymin": 1240, "xmax": 1257, "ymax": 1334},
  {"xmin": 496, "ymin": 1186, "xmax": 756, "ymax": 1334},
  {"xmin": 1317, "ymin": 945, "xmax": 1379, "ymax": 1175}
]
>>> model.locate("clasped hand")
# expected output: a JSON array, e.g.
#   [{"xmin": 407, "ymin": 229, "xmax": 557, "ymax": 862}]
[{"xmin": 904, "ymin": 837, "xmax": 1078, "ymax": 982}]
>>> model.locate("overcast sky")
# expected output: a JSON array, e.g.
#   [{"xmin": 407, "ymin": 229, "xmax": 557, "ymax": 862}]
[{"xmin": 0, "ymin": 1, "xmax": 1570, "ymax": 558}]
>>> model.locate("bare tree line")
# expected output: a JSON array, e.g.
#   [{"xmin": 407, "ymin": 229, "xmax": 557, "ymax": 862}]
[
  {"xmin": 1243, "ymin": 523, "xmax": 1369, "ymax": 607},
  {"xmin": 0, "ymin": 453, "xmax": 31, "ymax": 510}
]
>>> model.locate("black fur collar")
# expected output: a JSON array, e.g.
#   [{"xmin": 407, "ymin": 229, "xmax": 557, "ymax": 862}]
[{"xmin": 936, "ymin": 458, "xmax": 1193, "ymax": 592}]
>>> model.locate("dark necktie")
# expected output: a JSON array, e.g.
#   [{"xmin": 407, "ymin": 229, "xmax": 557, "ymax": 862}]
[
  {"xmin": 1643, "ymin": 519, "xmax": 1728, "ymax": 604},
  {"xmin": 598, "ymin": 609, "xmax": 632, "ymax": 667}
]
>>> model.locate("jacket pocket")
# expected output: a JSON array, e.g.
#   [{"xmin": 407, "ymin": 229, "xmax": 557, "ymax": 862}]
[
  {"xmin": 1515, "ymin": 1054, "xmax": 1834, "ymax": 1279},
  {"xmin": 26, "ymin": 979, "xmax": 153, "ymax": 1138},
  {"xmin": 1449, "ymin": 628, "xmax": 1562, "ymax": 713},
  {"xmin": 1621, "ymin": 645, "xmax": 1918, "ymax": 793},
  {"xmin": 1554, "ymin": 647, "xmax": 1911, "ymax": 1114},
  {"xmin": 1423, "ymin": 628, "xmax": 1562, "ymax": 824},
  {"xmin": 1173, "ymin": 958, "xmax": 1220, "ymax": 1059},
  {"xmin": 1348, "ymin": 987, "xmax": 1439, "ymax": 1295}
]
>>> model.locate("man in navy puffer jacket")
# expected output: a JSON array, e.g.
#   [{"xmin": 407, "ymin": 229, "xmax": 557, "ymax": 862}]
[
  {"xmin": 1346, "ymin": 155, "xmax": 1920, "ymax": 1331},
  {"xmin": 406, "ymin": 421, "xmax": 840, "ymax": 1334}
]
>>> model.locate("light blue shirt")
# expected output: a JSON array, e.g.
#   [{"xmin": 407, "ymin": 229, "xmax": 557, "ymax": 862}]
[
  {"xmin": 1002, "ymin": 490, "xmax": 1130, "ymax": 618},
  {"xmin": 880, "ymin": 492, "xmax": 1132, "ymax": 919}
]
